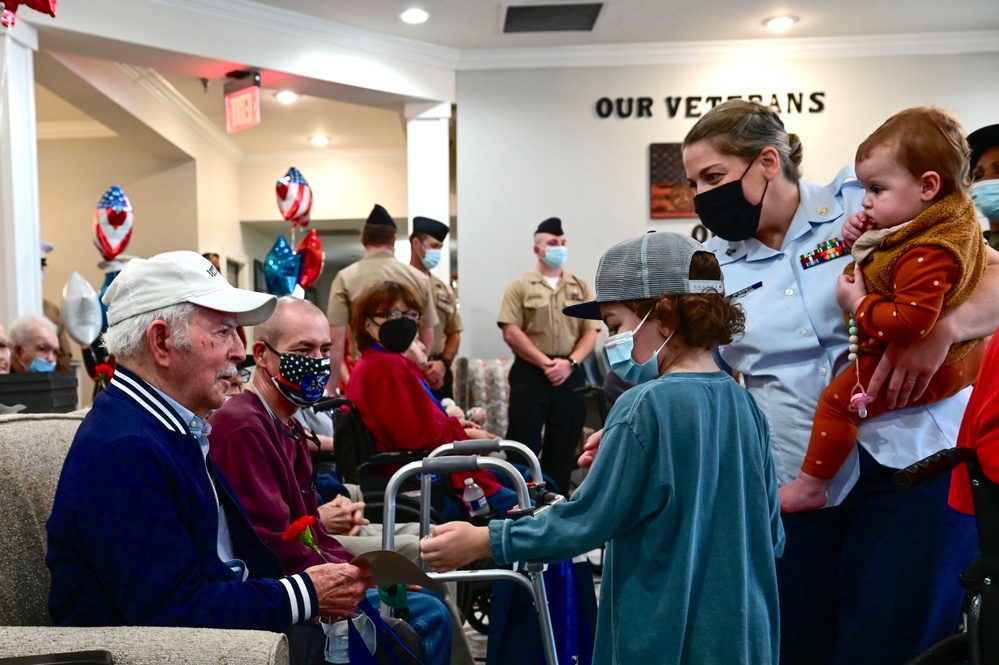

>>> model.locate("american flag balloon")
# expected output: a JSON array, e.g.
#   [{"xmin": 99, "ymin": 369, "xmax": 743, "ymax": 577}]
[
  {"xmin": 0, "ymin": 0, "xmax": 57, "ymax": 28},
  {"xmin": 93, "ymin": 185, "xmax": 134, "ymax": 261},
  {"xmin": 275, "ymin": 166, "xmax": 313, "ymax": 227}
]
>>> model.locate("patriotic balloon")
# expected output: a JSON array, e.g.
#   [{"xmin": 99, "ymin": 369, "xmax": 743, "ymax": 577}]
[
  {"xmin": 93, "ymin": 185, "xmax": 134, "ymax": 261},
  {"xmin": 264, "ymin": 236, "xmax": 301, "ymax": 296},
  {"xmin": 61, "ymin": 272, "xmax": 102, "ymax": 346},
  {"xmin": 1, "ymin": 0, "xmax": 57, "ymax": 28},
  {"xmin": 295, "ymin": 230, "xmax": 325, "ymax": 289},
  {"xmin": 275, "ymin": 166, "xmax": 313, "ymax": 228}
]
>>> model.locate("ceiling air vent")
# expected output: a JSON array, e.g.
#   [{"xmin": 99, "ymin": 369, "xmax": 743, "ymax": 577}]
[{"xmin": 503, "ymin": 3, "xmax": 603, "ymax": 33}]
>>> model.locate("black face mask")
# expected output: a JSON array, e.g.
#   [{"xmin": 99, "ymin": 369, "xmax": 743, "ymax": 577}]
[
  {"xmin": 693, "ymin": 154, "xmax": 769, "ymax": 242},
  {"xmin": 264, "ymin": 342, "xmax": 330, "ymax": 407},
  {"xmin": 375, "ymin": 318, "xmax": 418, "ymax": 354}
]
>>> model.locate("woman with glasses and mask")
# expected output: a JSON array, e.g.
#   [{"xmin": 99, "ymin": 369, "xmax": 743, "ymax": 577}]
[
  {"xmin": 422, "ymin": 232, "xmax": 782, "ymax": 665},
  {"xmin": 345, "ymin": 280, "xmax": 519, "ymax": 517},
  {"xmin": 677, "ymin": 99, "xmax": 999, "ymax": 665}
]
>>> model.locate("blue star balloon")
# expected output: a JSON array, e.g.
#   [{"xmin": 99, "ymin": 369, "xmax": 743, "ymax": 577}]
[{"xmin": 264, "ymin": 236, "xmax": 302, "ymax": 296}]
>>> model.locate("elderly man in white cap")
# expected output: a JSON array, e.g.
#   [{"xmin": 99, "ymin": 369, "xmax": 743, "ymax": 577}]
[{"xmin": 46, "ymin": 251, "xmax": 429, "ymax": 664}]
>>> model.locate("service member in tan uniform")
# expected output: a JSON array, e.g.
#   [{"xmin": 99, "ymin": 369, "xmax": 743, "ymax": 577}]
[
  {"xmin": 326, "ymin": 204, "xmax": 438, "ymax": 388},
  {"xmin": 498, "ymin": 217, "xmax": 599, "ymax": 493},
  {"xmin": 409, "ymin": 216, "xmax": 463, "ymax": 400}
]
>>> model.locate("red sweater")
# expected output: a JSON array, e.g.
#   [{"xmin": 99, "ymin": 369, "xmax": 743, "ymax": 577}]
[
  {"xmin": 949, "ymin": 327, "xmax": 999, "ymax": 514},
  {"xmin": 345, "ymin": 347, "xmax": 502, "ymax": 495}
]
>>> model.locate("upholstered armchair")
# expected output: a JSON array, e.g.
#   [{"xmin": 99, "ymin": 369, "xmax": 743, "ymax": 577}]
[{"xmin": 0, "ymin": 413, "xmax": 289, "ymax": 664}]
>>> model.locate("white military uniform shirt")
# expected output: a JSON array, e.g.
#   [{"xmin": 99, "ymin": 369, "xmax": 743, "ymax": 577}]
[{"xmin": 706, "ymin": 165, "xmax": 970, "ymax": 505}]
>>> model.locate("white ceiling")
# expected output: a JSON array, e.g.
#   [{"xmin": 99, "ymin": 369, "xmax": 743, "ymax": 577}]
[
  {"xmin": 244, "ymin": 0, "xmax": 999, "ymax": 49},
  {"xmin": 32, "ymin": 0, "xmax": 999, "ymax": 158}
]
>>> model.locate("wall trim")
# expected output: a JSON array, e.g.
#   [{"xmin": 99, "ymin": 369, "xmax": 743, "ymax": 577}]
[
  {"xmin": 457, "ymin": 30, "xmax": 999, "ymax": 70},
  {"xmin": 37, "ymin": 120, "xmax": 117, "ymax": 140},
  {"xmin": 143, "ymin": 0, "xmax": 461, "ymax": 71},
  {"xmin": 115, "ymin": 63, "xmax": 244, "ymax": 164}
]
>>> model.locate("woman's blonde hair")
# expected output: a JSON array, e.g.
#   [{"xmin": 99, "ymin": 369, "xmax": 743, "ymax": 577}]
[{"xmin": 683, "ymin": 99, "xmax": 804, "ymax": 183}]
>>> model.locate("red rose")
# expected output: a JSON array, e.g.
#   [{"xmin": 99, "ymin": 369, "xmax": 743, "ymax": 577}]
[{"xmin": 283, "ymin": 515, "xmax": 316, "ymax": 541}]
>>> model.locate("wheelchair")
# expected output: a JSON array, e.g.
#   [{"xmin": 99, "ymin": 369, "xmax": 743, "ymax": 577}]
[
  {"xmin": 894, "ymin": 448, "xmax": 999, "ymax": 665},
  {"xmin": 309, "ymin": 397, "xmax": 557, "ymax": 635}
]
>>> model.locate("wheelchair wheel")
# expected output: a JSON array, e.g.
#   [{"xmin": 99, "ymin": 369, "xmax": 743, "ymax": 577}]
[
  {"xmin": 905, "ymin": 633, "xmax": 969, "ymax": 665},
  {"xmin": 364, "ymin": 492, "xmax": 444, "ymax": 526},
  {"xmin": 457, "ymin": 579, "xmax": 491, "ymax": 636}
]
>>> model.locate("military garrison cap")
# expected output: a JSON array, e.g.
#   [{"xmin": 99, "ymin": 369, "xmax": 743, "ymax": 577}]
[{"xmin": 535, "ymin": 217, "xmax": 564, "ymax": 235}]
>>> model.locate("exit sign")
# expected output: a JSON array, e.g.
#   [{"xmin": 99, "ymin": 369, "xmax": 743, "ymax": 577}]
[{"xmin": 225, "ymin": 86, "xmax": 261, "ymax": 134}]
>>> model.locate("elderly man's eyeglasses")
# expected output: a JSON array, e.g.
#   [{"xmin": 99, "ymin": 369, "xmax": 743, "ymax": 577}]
[{"xmin": 372, "ymin": 309, "xmax": 420, "ymax": 321}]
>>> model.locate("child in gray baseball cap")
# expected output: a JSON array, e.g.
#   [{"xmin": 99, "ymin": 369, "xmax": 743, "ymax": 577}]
[{"xmin": 422, "ymin": 231, "xmax": 784, "ymax": 665}]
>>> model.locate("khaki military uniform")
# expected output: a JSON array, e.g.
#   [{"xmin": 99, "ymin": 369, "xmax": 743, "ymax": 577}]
[
  {"xmin": 326, "ymin": 250, "xmax": 438, "ymax": 360},
  {"xmin": 498, "ymin": 267, "xmax": 600, "ymax": 492},
  {"xmin": 497, "ymin": 268, "xmax": 600, "ymax": 355},
  {"xmin": 427, "ymin": 274, "xmax": 463, "ymax": 400},
  {"xmin": 429, "ymin": 274, "xmax": 463, "ymax": 357}
]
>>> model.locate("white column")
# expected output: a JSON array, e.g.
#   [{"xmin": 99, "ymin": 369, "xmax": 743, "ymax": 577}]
[
  {"xmin": 0, "ymin": 19, "xmax": 41, "ymax": 325},
  {"xmin": 405, "ymin": 101, "xmax": 452, "ymax": 282}
]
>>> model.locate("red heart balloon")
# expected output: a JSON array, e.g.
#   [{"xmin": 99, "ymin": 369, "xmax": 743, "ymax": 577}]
[
  {"xmin": 0, "ymin": 0, "xmax": 57, "ymax": 27},
  {"xmin": 295, "ymin": 230, "xmax": 325, "ymax": 289}
]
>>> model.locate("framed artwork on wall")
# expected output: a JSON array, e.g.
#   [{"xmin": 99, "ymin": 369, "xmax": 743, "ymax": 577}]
[{"xmin": 650, "ymin": 143, "xmax": 697, "ymax": 219}]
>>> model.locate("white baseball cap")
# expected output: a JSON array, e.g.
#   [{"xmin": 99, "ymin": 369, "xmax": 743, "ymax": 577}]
[{"xmin": 103, "ymin": 250, "xmax": 277, "ymax": 327}]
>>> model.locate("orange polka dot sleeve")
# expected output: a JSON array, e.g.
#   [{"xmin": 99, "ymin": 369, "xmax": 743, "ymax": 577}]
[{"xmin": 854, "ymin": 248, "xmax": 960, "ymax": 346}]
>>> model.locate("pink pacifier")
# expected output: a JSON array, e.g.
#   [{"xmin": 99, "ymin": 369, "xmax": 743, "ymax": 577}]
[{"xmin": 848, "ymin": 389, "xmax": 874, "ymax": 418}]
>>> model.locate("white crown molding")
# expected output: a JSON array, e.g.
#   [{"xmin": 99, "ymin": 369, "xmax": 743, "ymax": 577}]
[
  {"xmin": 115, "ymin": 63, "xmax": 244, "ymax": 164},
  {"xmin": 458, "ymin": 30, "xmax": 999, "ymax": 70},
  {"xmin": 143, "ymin": 0, "xmax": 461, "ymax": 71},
  {"xmin": 37, "ymin": 121, "xmax": 117, "ymax": 140},
  {"xmin": 239, "ymin": 148, "xmax": 406, "ymax": 167}
]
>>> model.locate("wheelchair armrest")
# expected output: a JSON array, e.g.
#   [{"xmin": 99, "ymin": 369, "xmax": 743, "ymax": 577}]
[
  {"xmin": 364, "ymin": 450, "xmax": 428, "ymax": 468},
  {"xmin": 891, "ymin": 447, "xmax": 976, "ymax": 491}
]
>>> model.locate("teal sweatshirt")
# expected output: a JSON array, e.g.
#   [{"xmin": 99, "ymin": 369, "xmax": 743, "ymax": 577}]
[{"xmin": 490, "ymin": 371, "xmax": 783, "ymax": 664}]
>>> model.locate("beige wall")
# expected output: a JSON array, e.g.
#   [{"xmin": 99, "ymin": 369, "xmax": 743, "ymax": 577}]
[
  {"xmin": 238, "ymin": 150, "xmax": 409, "ymax": 223},
  {"xmin": 456, "ymin": 52, "xmax": 999, "ymax": 358}
]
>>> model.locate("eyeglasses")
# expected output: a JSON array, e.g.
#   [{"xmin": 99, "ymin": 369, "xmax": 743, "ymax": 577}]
[
  {"xmin": 237, "ymin": 368, "xmax": 252, "ymax": 382},
  {"xmin": 372, "ymin": 309, "xmax": 420, "ymax": 321}
]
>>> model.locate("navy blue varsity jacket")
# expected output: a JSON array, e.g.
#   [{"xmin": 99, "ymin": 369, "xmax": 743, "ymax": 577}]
[{"xmin": 46, "ymin": 366, "xmax": 319, "ymax": 630}]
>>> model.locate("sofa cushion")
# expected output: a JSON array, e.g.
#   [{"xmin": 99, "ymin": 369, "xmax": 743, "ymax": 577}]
[
  {"xmin": 0, "ymin": 414, "xmax": 86, "ymax": 626},
  {"xmin": 0, "ymin": 626, "xmax": 288, "ymax": 664}
]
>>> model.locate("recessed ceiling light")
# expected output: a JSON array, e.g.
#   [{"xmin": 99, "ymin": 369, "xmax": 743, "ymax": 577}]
[
  {"xmin": 310, "ymin": 134, "xmax": 330, "ymax": 148},
  {"xmin": 400, "ymin": 8, "xmax": 429, "ymax": 24},
  {"xmin": 764, "ymin": 16, "xmax": 798, "ymax": 33},
  {"xmin": 275, "ymin": 90, "xmax": 299, "ymax": 105}
]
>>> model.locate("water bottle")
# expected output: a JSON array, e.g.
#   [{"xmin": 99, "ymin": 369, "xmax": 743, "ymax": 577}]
[{"xmin": 463, "ymin": 477, "xmax": 492, "ymax": 524}]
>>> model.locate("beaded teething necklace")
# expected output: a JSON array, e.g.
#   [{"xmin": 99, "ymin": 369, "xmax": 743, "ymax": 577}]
[{"xmin": 847, "ymin": 313, "xmax": 874, "ymax": 418}]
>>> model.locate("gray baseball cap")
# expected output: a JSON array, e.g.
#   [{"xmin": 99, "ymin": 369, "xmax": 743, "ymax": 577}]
[{"xmin": 563, "ymin": 231, "xmax": 724, "ymax": 320}]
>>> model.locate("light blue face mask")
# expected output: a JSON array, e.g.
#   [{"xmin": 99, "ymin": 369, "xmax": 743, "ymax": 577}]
[
  {"xmin": 543, "ymin": 246, "xmax": 568, "ymax": 269},
  {"xmin": 421, "ymin": 248, "xmax": 442, "ymax": 269},
  {"xmin": 972, "ymin": 180, "xmax": 999, "ymax": 221},
  {"xmin": 27, "ymin": 356, "xmax": 56, "ymax": 373},
  {"xmin": 604, "ymin": 308, "xmax": 673, "ymax": 385}
]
